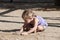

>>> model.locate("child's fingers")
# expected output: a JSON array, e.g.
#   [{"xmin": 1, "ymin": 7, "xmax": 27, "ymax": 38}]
[{"xmin": 21, "ymin": 32, "xmax": 28, "ymax": 35}]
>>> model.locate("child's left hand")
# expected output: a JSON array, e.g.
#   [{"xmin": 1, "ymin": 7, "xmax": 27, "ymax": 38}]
[{"xmin": 22, "ymin": 32, "xmax": 28, "ymax": 35}]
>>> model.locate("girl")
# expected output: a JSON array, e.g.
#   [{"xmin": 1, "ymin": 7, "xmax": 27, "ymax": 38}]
[{"xmin": 19, "ymin": 9, "xmax": 48, "ymax": 35}]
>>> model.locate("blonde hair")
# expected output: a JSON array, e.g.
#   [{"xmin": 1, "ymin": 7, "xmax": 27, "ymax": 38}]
[{"xmin": 22, "ymin": 9, "xmax": 35, "ymax": 19}]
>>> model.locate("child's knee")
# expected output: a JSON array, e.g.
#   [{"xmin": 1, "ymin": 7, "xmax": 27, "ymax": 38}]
[{"xmin": 37, "ymin": 26, "xmax": 45, "ymax": 31}]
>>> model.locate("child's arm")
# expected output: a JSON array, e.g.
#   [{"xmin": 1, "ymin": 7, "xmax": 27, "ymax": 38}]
[
  {"xmin": 27, "ymin": 18, "xmax": 39, "ymax": 34},
  {"xmin": 19, "ymin": 27, "xmax": 23, "ymax": 34},
  {"xmin": 20, "ymin": 22, "xmax": 27, "ymax": 34}
]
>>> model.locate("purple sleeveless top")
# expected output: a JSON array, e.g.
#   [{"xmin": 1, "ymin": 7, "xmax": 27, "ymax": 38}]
[{"xmin": 36, "ymin": 16, "xmax": 48, "ymax": 27}]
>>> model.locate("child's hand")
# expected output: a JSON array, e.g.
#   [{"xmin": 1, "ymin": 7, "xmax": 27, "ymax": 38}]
[{"xmin": 21, "ymin": 32, "xmax": 28, "ymax": 35}]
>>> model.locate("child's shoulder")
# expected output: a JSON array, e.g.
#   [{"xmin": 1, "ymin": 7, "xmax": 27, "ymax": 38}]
[
  {"xmin": 35, "ymin": 16, "xmax": 45, "ymax": 21},
  {"xmin": 33, "ymin": 16, "xmax": 39, "ymax": 22}
]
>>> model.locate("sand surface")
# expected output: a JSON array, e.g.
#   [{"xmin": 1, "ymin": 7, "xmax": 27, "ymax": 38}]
[{"xmin": 0, "ymin": 9, "xmax": 60, "ymax": 40}]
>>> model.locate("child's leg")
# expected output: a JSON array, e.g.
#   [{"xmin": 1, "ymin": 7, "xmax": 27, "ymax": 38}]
[
  {"xmin": 37, "ymin": 25, "xmax": 45, "ymax": 32},
  {"xmin": 32, "ymin": 26, "xmax": 44, "ymax": 33}
]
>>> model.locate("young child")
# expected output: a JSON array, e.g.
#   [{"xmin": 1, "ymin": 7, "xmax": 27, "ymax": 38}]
[{"xmin": 19, "ymin": 9, "xmax": 48, "ymax": 35}]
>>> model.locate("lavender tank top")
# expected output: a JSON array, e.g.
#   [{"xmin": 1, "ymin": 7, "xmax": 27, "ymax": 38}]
[{"xmin": 36, "ymin": 16, "xmax": 48, "ymax": 27}]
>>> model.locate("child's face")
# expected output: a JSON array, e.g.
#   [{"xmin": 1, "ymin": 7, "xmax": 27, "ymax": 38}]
[{"xmin": 24, "ymin": 17, "xmax": 33, "ymax": 23}]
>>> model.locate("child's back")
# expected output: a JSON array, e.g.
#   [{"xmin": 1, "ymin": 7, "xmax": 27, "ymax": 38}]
[{"xmin": 35, "ymin": 16, "xmax": 48, "ymax": 28}]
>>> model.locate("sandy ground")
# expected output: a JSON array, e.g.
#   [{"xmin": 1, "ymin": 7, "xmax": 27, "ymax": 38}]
[{"xmin": 0, "ymin": 9, "xmax": 60, "ymax": 40}]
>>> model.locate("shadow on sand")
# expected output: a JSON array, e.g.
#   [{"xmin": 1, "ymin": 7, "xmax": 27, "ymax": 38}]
[
  {"xmin": 0, "ymin": 20, "xmax": 60, "ymax": 32},
  {"xmin": 0, "ymin": 19, "xmax": 60, "ymax": 27},
  {"xmin": 43, "ymin": 17, "xmax": 60, "ymax": 20},
  {"xmin": 0, "ymin": 22, "xmax": 60, "ymax": 32},
  {"xmin": 0, "ymin": 29, "xmax": 20, "ymax": 32},
  {"xmin": 0, "ymin": 3, "xmax": 60, "ymax": 10},
  {"xmin": 0, "ymin": 20, "xmax": 24, "ymax": 24},
  {"xmin": 43, "ymin": 17, "xmax": 60, "ymax": 27},
  {"xmin": 0, "ymin": 3, "xmax": 60, "ymax": 17}
]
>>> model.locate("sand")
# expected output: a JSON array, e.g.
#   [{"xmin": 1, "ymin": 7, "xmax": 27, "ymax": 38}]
[{"xmin": 0, "ymin": 8, "xmax": 60, "ymax": 40}]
